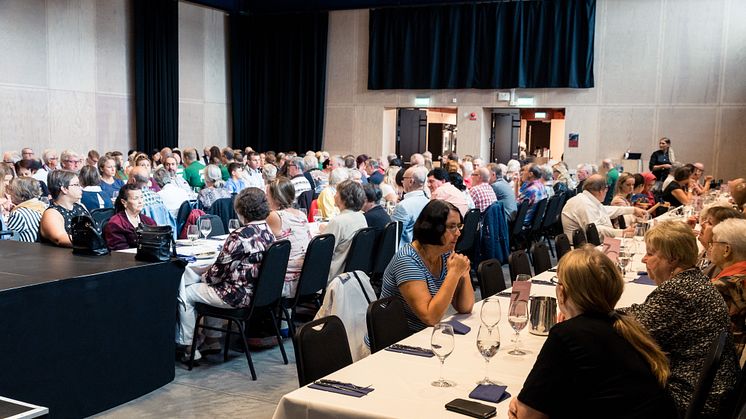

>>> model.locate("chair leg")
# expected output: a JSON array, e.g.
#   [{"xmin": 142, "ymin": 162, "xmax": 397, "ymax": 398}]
[
  {"xmin": 223, "ymin": 319, "xmax": 232, "ymax": 362},
  {"xmin": 236, "ymin": 320, "xmax": 256, "ymax": 380},
  {"xmin": 188, "ymin": 314, "xmax": 203, "ymax": 371},
  {"xmin": 282, "ymin": 306, "xmax": 296, "ymax": 338},
  {"xmin": 270, "ymin": 310, "xmax": 289, "ymax": 365}
]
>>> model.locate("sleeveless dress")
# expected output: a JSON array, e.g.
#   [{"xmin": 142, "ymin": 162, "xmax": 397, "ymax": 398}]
[
  {"xmin": 40, "ymin": 202, "xmax": 89, "ymax": 244},
  {"xmin": 275, "ymin": 209, "xmax": 311, "ymax": 298}
]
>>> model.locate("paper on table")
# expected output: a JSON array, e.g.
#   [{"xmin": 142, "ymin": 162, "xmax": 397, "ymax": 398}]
[
  {"xmin": 602, "ymin": 237, "xmax": 621, "ymax": 263},
  {"xmin": 510, "ymin": 281, "xmax": 531, "ymax": 304}
]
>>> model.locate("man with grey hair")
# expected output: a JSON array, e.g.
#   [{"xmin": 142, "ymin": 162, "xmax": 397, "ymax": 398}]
[
  {"xmin": 410, "ymin": 153, "xmax": 425, "ymax": 167},
  {"xmin": 34, "ymin": 149, "xmax": 59, "ymax": 183},
  {"xmin": 154, "ymin": 167, "xmax": 190, "ymax": 217},
  {"xmin": 392, "ymin": 166, "xmax": 430, "ymax": 246},
  {"xmin": 469, "ymin": 167, "xmax": 498, "ymax": 212},
  {"xmin": 487, "ymin": 162, "xmax": 517, "ymax": 220},
  {"xmin": 575, "ymin": 163, "xmax": 592, "ymax": 193},
  {"xmin": 162, "ymin": 157, "xmax": 196, "ymax": 199},
  {"xmin": 286, "ymin": 156, "xmax": 312, "ymax": 199},
  {"xmin": 561, "ymin": 174, "xmax": 645, "ymax": 244},
  {"xmin": 130, "ymin": 166, "xmax": 165, "ymax": 208},
  {"xmin": 60, "ymin": 150, "xmax": 82, "ymax": 172},
  {"xmin": 473, "ymin": 157, "xmax": 484, "ymax": 169}
]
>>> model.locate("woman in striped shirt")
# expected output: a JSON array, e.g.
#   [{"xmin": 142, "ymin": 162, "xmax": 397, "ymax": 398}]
[{"xmin": 6, "ymin": 176, "xmax": 46, "ymax": 242}]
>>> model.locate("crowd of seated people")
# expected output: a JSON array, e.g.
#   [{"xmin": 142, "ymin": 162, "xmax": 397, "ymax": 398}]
[{"xmin": 3, "ymin": 141, "xmax": 746, "ymax": 416}]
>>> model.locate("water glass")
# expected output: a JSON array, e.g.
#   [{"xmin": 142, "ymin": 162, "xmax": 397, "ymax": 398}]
[
  {"xmin": 476, "ymin": 325, "xmax": 501, "ymax": 385},
  {"xmin": 228, "ymin": 219, "xmax": 241, "ymax": 232},
  {"xmin": 479, "ymin": 297, "xmax": 501, "ymax": 331},
  {"xmin": 508, "ymin": 300, "xmax": 528, "ymax": 356},
  {"xmin": 186, "ymin": 225, "xmax": 199, "ymax": 248},
  {"xmin": 431, "ymin": 323, "xmax": 456, "ymax": 387},
  {"xmin": 515, "ymin": 274, "xmax": 531, "ymax": 282},
  {"xmin": 199, "ymin": 218, "xmax": 212, "ymax": 239}
]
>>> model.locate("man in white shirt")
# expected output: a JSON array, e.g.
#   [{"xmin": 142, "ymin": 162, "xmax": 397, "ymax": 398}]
[
  {"xmin": 163, "ymin": 156, "xmax": 197, "ymax": 199},
  {"xmin": 240, "ymin": 151, "xmax": 264, "ymax": 190},
  {"xmin": 154, "ymin": 168, "xmax": 190, "ymax": 218},
  {"xmin": 561, "ymin": 174, "xmax": 645, "ymax": 244}
]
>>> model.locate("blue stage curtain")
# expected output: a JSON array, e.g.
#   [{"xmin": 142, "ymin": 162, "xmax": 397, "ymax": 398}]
[{"xmin": 368, "ymin": 0, "xmax": 595, "ymax": 89}]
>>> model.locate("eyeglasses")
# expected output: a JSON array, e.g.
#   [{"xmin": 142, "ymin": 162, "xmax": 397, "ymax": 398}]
[
  {"xmin": 708, "ymin": 241, "xmax": 729, "ymax": 248},
  {"xmin": 445, "ymin": 223, "xmax": 464, "ymax": 233},
  {"xmin": 67, "ymin": 183, "xmax": 81, "ymax": 188}
]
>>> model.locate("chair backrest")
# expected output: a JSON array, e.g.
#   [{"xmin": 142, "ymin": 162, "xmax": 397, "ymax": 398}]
[
  {"xmin": 508, "ymin": 250, "xmax": 532, "ymax": 283},
  {"xmin": 685, "ymin": 329, "xmax": 729, "ymax": 419},
  {"xmin": 616, "ymin": 215, "xmax": 627, "ymax": 229},
  {"xmin": 541, "ymin": 195, "xmax": 562, "ymax": 229},
  {"xmin": 511, "ymin": 200, "xmax": 531, "ymax": 236},
  {"xmin": 294, "ymin": 315, "xmax": 353, "ymax": 386},
  {"xmin": 250, "ymin": 240, "xmax": 292, "ymax": 310},
  {"xmin": 90, "ymin": 207, "xmax": 116, "ymax": 230},
  {"xmin": 572, "ymin": 229, "xmax": 587, "ymax": 247},
  {"xmin": 586, "ymin": 223, "xmax": 602, "ymax": 246},
  {"xmin": 554, "ymin": 234, "xmax": 572, "ymax": 260},
  {"xmin": 296, "ymin": 189, "xmax": 314, "ymax": 212},
  {"xmin": 477, "ymin": 259, "xmax": 507, "ymax": 297},
  {"xmin": 373, "ymin": 221, "xmax": 401, "ymax": 276},
  {"xmin": 455, "ymin": 209, "xmax": 481, "ymax": 254},
  {"xmin": 207, "ymin": 196, "xmax": 237, "ymax": 231},
  {"xmin": 176, "ymin": 199, "xmax": 196, "ymax": 232},
  {"xmin": 366, "ymin": 297, "xmax": 411, "ymax": 353},
  {"xmin": 530, "ymin": 199, "xmax": 548, "ymax": 233},
  {"xmin": 344, "ymin": 227, "xmax": 378, "ymax": 274},
  {"xmin": 293, "ymin": 234, "xmax": 335, "ymax": 304},
  {"xmin": 196, "ymin": 214, "xmax": 226, "ymax": 237},
  {"xmin": 530, "ymin": 242, "xmax": 553, "ymax": 274}
]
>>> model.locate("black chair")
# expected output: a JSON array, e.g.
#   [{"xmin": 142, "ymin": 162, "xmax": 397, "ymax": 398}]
[
  {"xmin": 207, "ymin": 196, "xmax": 236, "ymax": 232},
  {"xmin": 294, "ymin": 315, "xmax": 353, "ymax": 386},
  {"xmin": 477, "ymin": 259, "xmax": 507, "ymax": 298},
  {"xmin": 585, "ymin": 223, "xmax": 602, "ymax": 246},
  {"xmin": 726, "ymin": 363, "xmax": 746, "ymax": 419},
  {"xmin": 527, "ymin": 199, "xmax": 548, "ymax": 245},
  {"xmin": 371, "ymin": 221, "xmax": 402, "ymax": 294},
  {"xmin": 296, "ymin": 189, "xmax": 314, "ymax": 213},
  {"xmin": 616, "ymin": 215, "xmax": 627, "ymax": 229},
  {"xmin": 573, "ymin": 229, "xmax": 587, "ymax": 247},
  {"xmin": 554, "ymin": 234, "xmax": 571, "ymax": 261},
  {"xmin": 90, "ymin": 207, "xmax": 115, "ymax": 230},
  {"xmin": 0, "ymin": 229, "xmax": 14, "ymax": 239},
  {"xmin": 540, "ymin": 194, "xmax": 565, "ymax": 255},
  {"xmin": 366, "ymin": 297, "xmax": 411, "ymax": 353},
  {"xmin": 455, "ymin": 209, "xmax": 481, "ymax": 255},
  {"xmin": 684, "ymin": 330, "xmax": 729, "ymax": 419},
  {"xmin": 196, "ymin": 214, "xmax": 226, "ymax": 238},
  {"xmin": 176, "ymin": 199, "xmax": 198, "ymax": 232},
  {"xmin": 508, "ymin": 250, "xmax": 532, "ymax": 283},
  {"xmin": 188, "ymin": 240, "xmax": 292, "ymax": 380},
  {"xmin": 509, "ymin": 200, "xmax": 531, "ymax": 240},
  {"xmin": 344, "ymin": 227, "xmax": 377, "ymax": 274},
  {"xmin": 281, "ymin": 234, "xmax": 336, "ymax": 337},
  {"xmin": 530, "ymin": 242, "xmax": 552, "ymax": 274}
]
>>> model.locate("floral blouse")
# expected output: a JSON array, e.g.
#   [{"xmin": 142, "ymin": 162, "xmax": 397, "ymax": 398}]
[
  {"xmin": 624, "ymin": 268, "xmax": 739, "ymax": 418},
  {"xmin": 712, "ymin": 262, "xmax": 746, "ymax": 360},
  {"xmin": 203, "ymin": 221, "xmax": 275, "ymax": 308}
]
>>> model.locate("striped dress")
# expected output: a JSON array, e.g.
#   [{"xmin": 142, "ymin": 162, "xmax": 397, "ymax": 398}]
[
  {"xmin": 7, "ymin": 204, "xmax": 44, "ymax": 242},
  {"xmin": 380, "ymin": 244, "xmax": 450, "ymax": 332}
]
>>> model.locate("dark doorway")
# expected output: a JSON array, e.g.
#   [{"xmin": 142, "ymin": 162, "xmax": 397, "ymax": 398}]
[
  {"xmin": 428, "ymin": 123, "xmax": 444, "ymax": 160},
  {"xmin": 490, "ymin": 110, "xmax": 520, "ymax": 163},
  {"xmin": 396, "ymin": 109, "xmax": 427, "ymax": 164},
  {"xmin": 527, "ymin": 120, "xmax": 551, "ymax": 155}
]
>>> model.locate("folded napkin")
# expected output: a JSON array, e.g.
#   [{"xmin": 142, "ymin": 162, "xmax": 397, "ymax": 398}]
[
  {"xmin": 176, "ymin": 254, "xmax": 197, "ymax": 263},
  {"xmin": 633, "ymin": 275, "xmax": 655, "ymax": 286},
  {"xmin": 469, "ymin": 384, "xmax": 511, "ymax": 403},
  {"xmin": 385, "ymin": 344, "xmax": 435, "ymax": 358},
  {"xmin": 445, "ymin": 319, "xmax": 471, "ymax": 335},
  {"xmin": 308, "ymin": 381, "xmax": 374, "ymax": 398},
  {"xmin": 496, "ymin": 291, "xmax": 512, "ymax": 297},
  {"xmin": 531, "ymin": 279, "xmax": 556, "ymax": 286}
]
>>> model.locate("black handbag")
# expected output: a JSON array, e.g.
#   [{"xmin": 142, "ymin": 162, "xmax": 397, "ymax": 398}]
[
  {"xmin": 135, "ymin": 224, "xmax": 176, "ymax": 262},
  {"xmin": 71, "ymin": 215, "xmax": 110, "ymax": 256}
]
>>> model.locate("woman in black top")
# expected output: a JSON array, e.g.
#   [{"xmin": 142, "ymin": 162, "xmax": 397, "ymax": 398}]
[
  {"xmin": 362, "ymin": 183, "xmax": 391, "ymax": 231},
  {"xmin": 509, "ymin": 247, "xmax": 676, "ymax": 419},
  {"xmin": 662, "ymin": 166, "xmax": 692, "ymax": 207},
  {"xmin": 649, "ymin": 137, "xmax": 673, "ymax": 182},
  {"xmin": 39, "ymin": 170, "xmax": 89, "ymax": 247}
]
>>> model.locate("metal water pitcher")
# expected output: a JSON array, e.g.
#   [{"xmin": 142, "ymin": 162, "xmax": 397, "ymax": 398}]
[{"xmin": 529, "ymin": 296, "xmax": 557, "ymax": 336}]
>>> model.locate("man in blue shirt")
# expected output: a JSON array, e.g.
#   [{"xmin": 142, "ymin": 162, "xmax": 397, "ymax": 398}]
[
  {"xmin": 487, "ymin": 163, "xmax": 517, "ymax": 221},
  {"xmin": 392, "ymin": 166, "xmax": 429, "ymax": 246}
]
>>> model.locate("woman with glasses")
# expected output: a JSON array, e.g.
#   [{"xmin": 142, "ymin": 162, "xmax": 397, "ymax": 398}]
[
  {"xmin": 710, "ymin": 219, "xmax": 746, "ymax": 362},
  {"xmin": 380, "ymin": 199, "xmax": 474, "ymax": 332},
  {"xmin": 39, "ymin": 170, "xmax": 89, "ymax": 247}
]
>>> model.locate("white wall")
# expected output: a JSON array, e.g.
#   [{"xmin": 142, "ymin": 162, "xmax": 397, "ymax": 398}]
[{"xmin": 323, "ymin": 0, "xmax": 746, "ymax": 180}]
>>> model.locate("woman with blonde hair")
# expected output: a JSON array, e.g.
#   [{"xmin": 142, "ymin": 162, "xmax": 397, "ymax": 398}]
[
  {"xmin": 611, "ymin": 172, "xmax": 635, "ymax": 207},
  {"xmin": 509, "ymin": 247, "xmax": 676, "ymax": 419}
]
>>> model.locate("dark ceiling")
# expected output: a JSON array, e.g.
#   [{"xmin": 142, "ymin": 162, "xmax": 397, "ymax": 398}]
[{"xmin": 188, "ymin": 0, "xmax": 509, "ymax": 14}]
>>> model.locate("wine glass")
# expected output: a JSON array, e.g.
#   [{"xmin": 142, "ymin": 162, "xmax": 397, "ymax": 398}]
[
  {"xmin": 508, "ymin": 300, "xmax": 528, "ymax": 356},
  {"xmin": 618, "ymin": 249, "xmax": 632, "ymax": 277},
  {"xmin": 199, "ymin": 218, "xmax": 212, "ymax": 239},
  {"xmin": 515, "ymin": 274, "xmax": 531, "ymax": 283},
  {"xmin": 228, "ymin": 219, "xmax": 241, "ymax": 232},
  {"xmin": 480, "ymin": 297, "xmax": 501, "ymax": 331},
  {"xmin": 111, "ymin": 190, "xmax": 118, "ymax": 204},
  {"xmin": 431, "ymin": 323, "xmax": 456, "ymax": 387},
  {"xmin": 476, "ymin": 325, "xmax": 501, "ymax": 385},
  {"xmin": 187, "ymin": 225, "xmax": 199, "ymax": 249}
]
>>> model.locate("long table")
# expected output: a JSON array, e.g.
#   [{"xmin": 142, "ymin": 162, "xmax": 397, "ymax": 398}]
[
  {"xmin": 0, "ymin": 241, "xmax": 184, "ymax": 418},
  {"xmin": 273, "ymin": 257, "xmax": 655, "ymax": 418}
]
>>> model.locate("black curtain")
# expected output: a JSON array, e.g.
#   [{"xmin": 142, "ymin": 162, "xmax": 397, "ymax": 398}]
[
  {"xmin": 230, "ymin": 12, "xmax": 328, "ymax": 152},
  {"xmin": 134, "ymin": 0, "xmax": 179, "ymax": 152},
  {"xmin": 368, "ymin": 0, "xmax": 595, "ymax": 89}
]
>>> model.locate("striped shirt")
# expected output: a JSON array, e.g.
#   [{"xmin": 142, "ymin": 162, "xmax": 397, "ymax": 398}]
[
  {"xmin": 7, "ymin": 206, "xmax": 43, "ymax": 242},
  {"xmin": 380, "ymin": 244, "xmax": 450, "ymax": 332}
]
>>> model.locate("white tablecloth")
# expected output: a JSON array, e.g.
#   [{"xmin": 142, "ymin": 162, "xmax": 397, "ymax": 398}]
[{"xmin": 272, "ymin": 266, "xmax": 656, "ymax": 419}]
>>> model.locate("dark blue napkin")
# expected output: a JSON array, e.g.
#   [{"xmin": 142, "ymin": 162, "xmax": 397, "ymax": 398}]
[
  {"xmin": 385, "ymin": 345, "xmax": 435, "ymax": 357},
  {"xmin": 308, "ymin": 382, "xmax": 374, "ymax": 397},
  {"xmin": 633, "ymin": 274, "xmax": 655, "ymax": 286},
  {"xmin": 445, "ymin": 319, "xmax": 471, "ymax": 335},
  {"xmin": 177, "ymin": 254, "xmax": 197, "ymax": 263},
  {"xmin": 469, "ymin": 384, "xmax": 511, "ymax": 403}
]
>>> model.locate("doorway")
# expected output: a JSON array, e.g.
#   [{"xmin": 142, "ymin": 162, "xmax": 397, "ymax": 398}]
[
  {"xmin": 396, "ymin": 108, "xmax": 458, "ymax": 164},
  {"xmin": 489, "ymin": 108, "xmax": 565, "ymax": 163}
]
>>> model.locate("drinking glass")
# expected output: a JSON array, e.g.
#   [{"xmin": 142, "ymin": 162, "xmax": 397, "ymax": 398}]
[
  {"xmin": 508, "ymin": 300, "xmax": 528, "ymax": 356},
  {"xmin": 476, "ymin": 325, "xmax": 501, "ymax": 385},
  {"xmin": 618, "ymin": 249, "xmax": 632, "ymax": 277},
  {"xmin": 431, "ymin": 323, "xmax": 456, "ymax": 387},
  {"xmin": 228, "ymin": 219, "xmax": 241, "ymax": 232},
  {"xmin": 515, "ymin": 274, "xmax": 531, "ymax": 283},
  {"xmin": 480, "ymin": 297, "xmax": 501, "ymax": 331},
  {"xmin": 199, "ymin": 218, "xmax": 212, "ymax": 239},
  {"xmin": 187, "ymin": 225, "xmax": 199, "ymax": 249},
  {"xmin": 111, "ymin": 191, "xmax": 118, "ymax": 204}
]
